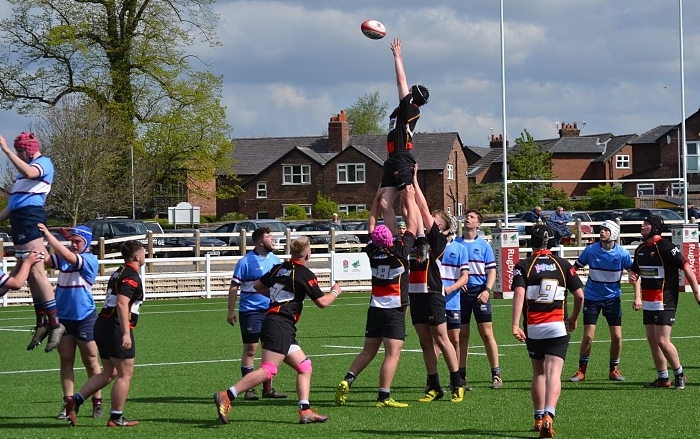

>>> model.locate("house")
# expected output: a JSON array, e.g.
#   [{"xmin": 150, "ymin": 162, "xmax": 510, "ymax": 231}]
[
  {"xmin": 466, "ymin": 123, "xmax": 636, "ymax": 198},
  {"xmin": 620, "ymin": 108, "xmax": 700, "ymax": 198},
  {"xmin": 217, "ymin": 111, "xmax": 469, "ymax": 219}
]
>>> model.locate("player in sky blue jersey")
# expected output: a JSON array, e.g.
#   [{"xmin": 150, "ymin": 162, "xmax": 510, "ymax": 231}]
[
  {"xmin": 227, "ymin": 227, "xmax": 286, "ymax": 400},
  {"xmin": 568, "ymin": 220, "xmax": 633, "ymax": 383},
  {"xmin": 454, "ymin": 209, "xmax": 501, "ymax": 389},
  {"xmin": 0, "ymin": 132, "xmax": 64, "ymax": 352}
]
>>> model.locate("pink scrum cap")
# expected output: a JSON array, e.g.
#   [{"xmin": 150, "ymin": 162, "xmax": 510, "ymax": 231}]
[
  {"xmin": 371, "ymin": 224, "xmax": 394, "ymax": 248},
  {"xmin": 14, "ymin": 132, "xmax": 40, "ymax": 155}
]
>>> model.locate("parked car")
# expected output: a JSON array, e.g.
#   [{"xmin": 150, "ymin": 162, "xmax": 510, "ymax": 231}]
[
  {"xmin": 618, "ymin": 208, "xmax": 683, "ymax": 244},
  {"xmin": 84, "ymin": 217, "xmax": 162, "ymax": 253},
  {"xmin": 210, "ymin": 219, "xmax": 300, "ymax": 250},
  {"xmin": 162, "ymin": 229, "xmax": 230, "ymax": 257},
  {"xmin": 143, "ymin": 221, "xmax": 166, "ymax": 247},
  {"xmin": 293, "ymin": 223, "xmax": 361, "ymax": 252}
]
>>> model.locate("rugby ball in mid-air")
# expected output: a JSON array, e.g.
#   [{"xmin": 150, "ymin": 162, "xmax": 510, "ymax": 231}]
[{"xmin": 361, "ymin": 19, "xmax": 386, "ymax": 40}]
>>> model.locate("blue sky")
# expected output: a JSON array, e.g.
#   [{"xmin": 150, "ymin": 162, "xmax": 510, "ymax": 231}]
[{"xmin": 1, "ymin": 0, "xmax": 698, "ymax": 150}]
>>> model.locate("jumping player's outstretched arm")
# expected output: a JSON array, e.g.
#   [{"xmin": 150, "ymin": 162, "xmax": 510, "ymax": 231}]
[
  {"xmin": 412, "ymin": 165, "xmax": 434, "ymax": 231},
  {"xmin": 368, "ymin": 185, "xmax": 384, "ymax": 235},
  {"xmin": 391, "ymin": 39, "xmax": 410, "ymax": 100}
]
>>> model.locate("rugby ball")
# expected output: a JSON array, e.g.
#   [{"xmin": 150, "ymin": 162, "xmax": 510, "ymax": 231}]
[{"xmin": 361, "ymin": 19, "xmax": 386, "ymax": 40}]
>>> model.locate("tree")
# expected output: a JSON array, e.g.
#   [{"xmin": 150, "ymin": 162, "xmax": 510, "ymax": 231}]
[
  {"xmin": 313, "ymin": 192, "xmax": 338, "ymax": 220},
  {"xmin": 502, "ymin": 129, "xmax": 559, "ymax": 211},
  {"xmin": 283, "ymin": 204, "xmax": 308, "ymax": 221},
  {"xmin": 0, "ymin": 0, "xmax": 238, "ymax": 211},
  {"xmin": 345, "ymin": 89, "xmax": 389, "ymax": 135},
  {"xmin": 586, "ymin": 185, "xmax": 635, "ymax": 210},
  {"xmin": 33, "ymin": 98, "xmax": 147, "ymax": 225}
]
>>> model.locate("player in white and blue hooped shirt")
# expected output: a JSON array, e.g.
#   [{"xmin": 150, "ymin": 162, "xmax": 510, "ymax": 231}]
[
  {"xmin": 39, "ymin": 223, "xmax": 104, "ymax": 418},
  {"xmin": 440, "ymin": 237, "xmax": 470, "ymax": 367},
  {"xmin": 454, "ymin": 209, "xmax": 501, "ymax": 389},
  {"xmin": 568, "ymin": 220, "xmax": 633, "ymax": 383},
  {"xmin": 227, "ymin": 227, "xmax": 286, "ymax": 400},
  {"xmin": 0, "ymin": 132, "xmax": 64, "ymax": 352}
]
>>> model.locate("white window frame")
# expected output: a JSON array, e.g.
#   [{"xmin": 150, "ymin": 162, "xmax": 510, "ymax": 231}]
[
  {"xmin": 282, "ymin": 164, "xmax": 311, "ymax": 185},
  {"xmin": 256, "ymin": 182, "xmax": 267, "ymax": 199},
  {"xmin": 337, "ymin": 163, "xmax": 366, "ymax": 184},
  {"xmin": 687, "ymin": 142, "xmax": 700, "ymax": 173},
  {"xmin": 256, "ymin": 211, "xmax": 269, "ymax": 219},
  {"xmin": 282, "ymin": 204, "xmax": 311, "ymax": 217},
  {"xmin": 447, "ymin": 163, "xmax": 454, "ymax": 180},
  {"xmin": 457, "ymin": 203, "xmax": 463, "ymax": 216},
  {"xmin": 672, "ymin": 182, "xmax": 686, "ymax": 196},
  {"xmin": 636, "ymin": 183, "xmax": 654, "ymax": 196},
  {"xmin": 615, "ymin": 154, "xmax": 630, "ymax": 169},
  {"xmin": 446, "ymin": 206, "xmax": 451, "ymax": 215},
  {"xmin": 338, "ymin": 204, "xmax": 366, "ymax": 215}
]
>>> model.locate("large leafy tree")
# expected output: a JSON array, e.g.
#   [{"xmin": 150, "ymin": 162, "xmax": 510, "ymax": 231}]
[
  {"xmin": 0, "ymin": 0, "xmax": 237, "ymax": 212},
  {"xmin": 345, "ymin": 89, "xmax": 389, "ymax": 135},
  {"xmin": 503, "ymin": 129, "xmax": 559, "ymax": 211}
]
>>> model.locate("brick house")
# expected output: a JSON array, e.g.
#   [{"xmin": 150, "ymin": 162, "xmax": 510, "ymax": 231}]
[
  {"xmin": 217, "ymin": 111, "xmax": 469, "ymax": 219},
  {"xmin": 620, "ymin": 108, "xmax": 700, "ymax": 198},
  {"xmin": 466, "ymin": 123, "xmax": 636, "ymax": 198}
]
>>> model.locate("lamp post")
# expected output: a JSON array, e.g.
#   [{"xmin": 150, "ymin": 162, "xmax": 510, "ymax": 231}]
[
  {"xmin": 131, "ymin": 141, "xmax": 136, "ymax": 220},
  {"xmin": 500, "ymin": 0, "xmax": 509, "ymax": 226},
  {"xmin": 679, "ymin": 0, "xmax": 688, "ymax": 222}
]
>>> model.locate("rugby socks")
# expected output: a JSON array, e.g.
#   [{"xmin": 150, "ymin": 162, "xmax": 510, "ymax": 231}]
[
  {"xmin": 609, "ymin": 358, "xmax": 620, "ymax": 372},
  {"xmin": 33, "ymin": 300, "xmax": 46, "ymax": 327},
  {"xmin": 449, "ymin": 371, "xmax": 461, "ymax": 389},
  {"xmin": 109, "ymin": 410, "xmax": 123, "ymax": 421},
  {"xmin": 427, "ymin": 373, "xmax": 440, "ymax": 390},
  {"xmin": 673, "ymin": 366, "xmax": 684, "ymax": 377},
  {"xmin": 241, "ymin": 365, "xmax": 253, "ymax": 377},
  {"xmin": 263, "ymin": 379, "xmax": 273, "ymax": 393},
  {"xmin": 74, "ymin": 392, "xmax": 85, "ymax": 409},
  {"xmin": 344, "ymin": 372, "xmax": 357, "ymax": 386},
  {"xmin": 378, "ymin": 388, "xmax": 390, "ymax": 401},
  {"xmin": 657, "ymin": 370, "xmax": 670, "ymax": 380},
  {"xmin": 458, "ymin": 368, "xmax": 467, "ymax": 381},
  {"xmin": 43, "ymin": 299, "xmax": 60, "ymax": 329},
  {"xmin": 577, "ymin": 355, "xmax": 590, "ymax": 374},
  {"xmin": 226, "ymin": 387, "xmax": 238, "ymax": 401},
  {"xmin": 298, "ymin": 400, "xmax": 310, "ymax": 411},
  {"xmin": 491, "ymin": 367, "xmax": 501, "ymax": 378},
  {"xmin": 534, "ymin": 409, "xmax": 545, "ymax": 421},
  {"xmin": 544, "ymin": 406, "xmax": 556, "ymax": 418}
]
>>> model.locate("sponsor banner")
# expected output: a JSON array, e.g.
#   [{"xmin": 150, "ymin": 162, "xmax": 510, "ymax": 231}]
[
  {"xmin": 492, "ymin": 228, "xmax": 520, "ymax": 299},
  {"xmin": 672, "ymin": 225, "xmax": 699, "ymax": 292},
  {"xmin": 332, "ymin": 252, "xmax": 372, "ymax": 281}
]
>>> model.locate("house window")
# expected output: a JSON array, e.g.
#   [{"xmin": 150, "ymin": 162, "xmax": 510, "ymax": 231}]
[
  {"xmin": 687, "ymin": 142, "xmax": 700, "ymax": 173},
  {"xmin": 283, "ymin": 165, "xmax": 311, "ymax": 185},
  {"xmin": 257, "ymin": 182, "xmax": 267, "ymax": 198},
  {"xmin": 283, "ymin": 204, "xmax": 311, "ymax": 217},
  {"xmin": 447, "ymin": 164, "xmax": 454, "ymax": 180},
  {"xmin": 446, "ymin": 206, "xmax": 451, "ymax": 215},
  {"xmin": 337, "ymin": 164, "xmax": 365, "ymax": 183},
  {"xmin": 672, "ymin": 182, "xmax": 686, "ymax": 196},
  {"xmin": 256, "ymin": 211, "xmax": 269, "ymax": 219},
  {"xmin": 339, "ymin": 204, "xmax": 366, "ymax": 215},
  {"xmin": 616, "ymin": 155, "xmax": 630, "ymax": 169},
  {"xmin": 457, "ymin": 203, "xmax": 463, "ymax": 216},
  {"xmin": 636, "ymin": 183, "xmax": 654, "ymax": 196}
]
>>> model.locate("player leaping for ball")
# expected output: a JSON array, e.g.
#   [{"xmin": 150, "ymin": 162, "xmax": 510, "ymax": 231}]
[{"xmin": 375, "ymin": 38, "xmax": 428, "ymax": 242}]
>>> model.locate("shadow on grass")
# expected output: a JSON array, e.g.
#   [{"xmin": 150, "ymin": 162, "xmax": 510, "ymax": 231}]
[
  {"xmin": 0, "ymin": 416, "xmax": 80, "ymax": 430},
  {"xmin": 352, "ymin": 428, "xmax": 533, "ymax": 438},
  {"xmin": 131, "ymin": 395, "xmax": 295, "ymax": 407}
]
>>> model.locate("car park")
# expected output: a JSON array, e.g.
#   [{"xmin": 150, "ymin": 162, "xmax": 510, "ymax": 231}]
[
  {"xmin": 210, "ymin": 219, "xmax": 300, "ymax": 250},
  {"xmin": 162, "ymin": 229, "xmax": 230, "ymax": 257},
  {"xmin": 618, "ymin": 208, "xmax": 683, "ymax": 244},
  {"xmin": 293, "ymin": 223, "xmax": 361, "ymax": 252},
  {"xmin": 84, "ymin": 217, "xmax": 162, "ymax": 254}
]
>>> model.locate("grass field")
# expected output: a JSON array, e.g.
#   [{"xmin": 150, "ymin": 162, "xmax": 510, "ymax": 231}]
[{"xmin": 2, "ymin": 287, "xmax": 700, "ymax": 439}]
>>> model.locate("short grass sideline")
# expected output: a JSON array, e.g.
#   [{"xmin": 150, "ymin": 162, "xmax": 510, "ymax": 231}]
[{"xmin": 1, "ymin": 286, "xmax": 699, "ymax": 438}]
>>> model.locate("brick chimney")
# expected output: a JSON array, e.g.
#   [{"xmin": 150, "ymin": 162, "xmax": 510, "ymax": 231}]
[
  {"xmin": 328, "ymin": 110, "xmax": 349, "ymax": 152},
  {"xmin": 489, "ymin": 134, "xmax": 508, "ymax": 148},
  {"xmin": 558, "ymin": 122, "xmax": 580, "ymax": 138}
]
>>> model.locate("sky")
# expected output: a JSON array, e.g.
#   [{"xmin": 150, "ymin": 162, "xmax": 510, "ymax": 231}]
[{"xmin": 0, "ymin": 0, "xmax": 699, "ymax": 150}]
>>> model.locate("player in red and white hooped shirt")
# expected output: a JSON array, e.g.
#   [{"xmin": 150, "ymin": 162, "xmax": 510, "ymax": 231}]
[
  {"xmin": 511, "ymin": 224, "xmax": 584, "ymax": 438},
  {"xmin": 629, "ymin": 214, "xmax": 700, "ymax": 390},
  {"xmin": 334, "ymin": 184, "xmax": 419, "ymax": 408}
]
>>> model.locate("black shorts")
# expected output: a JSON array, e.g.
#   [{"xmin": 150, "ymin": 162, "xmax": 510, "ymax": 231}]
[
  {"xmin": 61, "ymin": 311, "xmax": 97, "ymax": 342},
  {"xmin": 582, "ymin": 297, "xmax": 622, "ymax": 326},
  {"xmin": 365, "ymin": 307, "xmax": 405, "ymax": 340},
  {"xmin": 525, "ymin": 335, "xmax": 570, "ymax": 361},
  {"xmin": 446, "ymin": 309, "xmax": 461, "ymax": 330},
  {"xmin": 643, "ymin": 309, "xmax": 676, "ymax": 326},
  {"xmin": 260, "ymin": 314, "xmax": 298, "ymax": 355},
  {"xmin": 409, "ymin": 294, "xmax": 446, "ymax": 326},
  {"xmin": 10, "ymin": 206, "xmax": 47, "ymax": 245},
  {"xmin": 460, "ymin": 294, "xmax": 493, "ymax": 324},
  {"xmin": 381, "ymin": 153, "xmax": 416, "ymax": 190},
  {"xmin": 239, "ymin": 310, "xmax": 266, "ymax": 344},
  {"xmin": 94, "ymin": 317, "xmax": 135, "ymax": 360}
]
